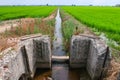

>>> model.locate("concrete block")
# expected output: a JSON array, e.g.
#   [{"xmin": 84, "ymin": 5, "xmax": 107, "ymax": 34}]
[
  {"xmin": 0, "ymin": 34, "xmax": 52, "ymax": 80},
  {"xmin": 70, "ymin": 35, "xmax": 111, "ymax": 80},
  {"xmin": 70, "ymin": 35, "xmax": 90, "ymax": 68},
  {"xmin": 0, "ymin": 48, "xmax": 25, "ymax": 80},
  {"xmin": 33, "ymin": 36, "xmax": 51, "ymax": 68},
  {"xmin": 87, "ymin": 39, "xmax": 111, "ymax": 80}
]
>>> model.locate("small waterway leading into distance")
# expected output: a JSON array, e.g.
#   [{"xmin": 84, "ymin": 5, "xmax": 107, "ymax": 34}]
[
  {"xmin": 53, "ymin": 9, "xmax": 65, "ymax": 56},
  {"xmin": 34, "ymin": 9, "xmax": 91, "ymax": 80}
]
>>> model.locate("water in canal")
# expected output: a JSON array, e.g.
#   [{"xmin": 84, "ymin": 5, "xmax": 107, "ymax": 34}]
[
  {"xmin": 34, "ymin": 9, "xmax": 91, "ymax": 80},
  {"xmin": 53, "ymin": 9, "xmax": 65, "ymax": 56}
]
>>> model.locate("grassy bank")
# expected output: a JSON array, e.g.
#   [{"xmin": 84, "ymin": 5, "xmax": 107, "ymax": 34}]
[
  {"xmin": 60, "ymin": 10, "xmax": 84, "ymax": 53},
  {"xmin": 0, "ymin": 18, "xmax": 55, "ymax": 52}
]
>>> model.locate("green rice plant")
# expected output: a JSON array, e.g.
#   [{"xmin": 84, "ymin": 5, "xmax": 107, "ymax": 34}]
[
  {"xmin": 0, "ymin": 6, "xmax": 57, "ymax": 21},
  {"xmin": 62, "ymin": 6, "xmax": 120, "ymax": 46}
]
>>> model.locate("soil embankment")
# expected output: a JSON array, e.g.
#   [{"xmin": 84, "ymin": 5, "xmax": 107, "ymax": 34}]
[{"xmin": 0, "ymin": 11, "xmax": 56, "ymax": 53}]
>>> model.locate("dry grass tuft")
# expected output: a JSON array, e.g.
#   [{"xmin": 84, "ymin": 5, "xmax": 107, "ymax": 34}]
[
  {"xmin": 104, "ymin": 59, "xmax": 120, "ymax": 80},
  {"xmin": 0, "ymin": 12, "xmax": 56, "ymax": 52}
]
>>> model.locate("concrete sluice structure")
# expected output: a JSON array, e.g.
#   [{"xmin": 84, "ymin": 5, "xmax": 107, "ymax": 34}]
[
  {"xmin": 0, "ymin": 34, "xmax": 112, "ymax": 80},
  {"xmin": 0, "ymin": 8, "xmax": 113, "ymax": 80},
  {"xmin": 70, "ymin": 35, "xmax": 111, "ymax": 80},
  {"xmin": 0, "ymin": 34, "xmax": 51, "ymax": 80}
]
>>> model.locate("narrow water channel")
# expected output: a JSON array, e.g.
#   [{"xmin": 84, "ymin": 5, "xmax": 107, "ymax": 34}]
[
  {"xmin": 53, "ymin": 9, "xmax": 65, "ymax": 56},
  {"xmin": 34, "ymin": 9, "xmax": 91, "ymax": 80}
]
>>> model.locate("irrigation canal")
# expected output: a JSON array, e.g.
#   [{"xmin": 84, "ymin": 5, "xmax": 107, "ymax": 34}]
[{"xmin": 34, "ymin": 9, "xmax": 91, "ymax": 80}]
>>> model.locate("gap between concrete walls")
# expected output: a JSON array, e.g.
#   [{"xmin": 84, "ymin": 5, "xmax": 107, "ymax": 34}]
[{"xmin": 0, "ymin": 34, "xmax": 112, "ymax": 80}]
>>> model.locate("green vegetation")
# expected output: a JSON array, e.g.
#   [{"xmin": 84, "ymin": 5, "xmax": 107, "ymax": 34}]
[
  {"xmin": 62, "ymin": 20, "xmax": 75, "ymax": 40},
  {"xmin": 0, "ymin": 6, "xmax": 56, "ymax": 21},
  {"xmin": 61, "ymin": 11, "xmax": 75, "ymax": 52},
  {"xmin": 62, "ymin": 6, "xmax": 120, "ymax": 50},
  {"xmin": 60, "ymin": 10, "xmax": 83, "ymax": 52},
  {"xmin": 62, "ymin": 19, "xmax": 75, "ymax": 52}
]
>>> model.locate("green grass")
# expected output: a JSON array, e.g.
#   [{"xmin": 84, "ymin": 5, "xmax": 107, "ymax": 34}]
[
  {"xmin": 62, "ymin": 6, "xmax": 120, "ymax": 45},
  {"xmin": 62, "ymin": 19, "xmax": 75, "ymax": 52},
  {"xmin": 62, "ymin": 20, "xmax": 75, "ymax": 40},
  {"xmin": 60, "ymin": 10, "xmax": 83, "ymax": 53},
  {"xmin": 0, "ymin": 6, "xmax": 56, "ymax": 21}
]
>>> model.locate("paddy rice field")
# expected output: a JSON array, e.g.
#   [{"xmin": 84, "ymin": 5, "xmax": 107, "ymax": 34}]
[
  {"xmin": 62, "ymin": 6, "xmax": 120, "ymax": 50},
  {"xmin": 0, "ymin": 6, "xmax": 56, "ymax": 20}
]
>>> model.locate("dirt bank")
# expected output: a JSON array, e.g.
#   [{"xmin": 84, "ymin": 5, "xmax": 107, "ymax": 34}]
[{"xmin": 0, "ymin": 11, "xmax": 56, "ymax": 53}]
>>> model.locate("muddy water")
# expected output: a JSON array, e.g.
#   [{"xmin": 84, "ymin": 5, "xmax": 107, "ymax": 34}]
[
  {"xmin": 34, "ymin": 9, "xmax": 91, "ymax": 80},
  {"xmin": 34, "ymin": 64, "xmax": 90, "ymax": 80}
]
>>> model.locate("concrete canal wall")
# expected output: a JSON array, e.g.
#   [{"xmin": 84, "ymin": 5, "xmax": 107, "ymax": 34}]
[
  {"xmin": 70, "ymin": 35, "xmax": 111, "ymax": 80},
  {"xmin": 0, "ymin": 34, "xmax": 112, "ymax": 80},
  {"xmin": 0, "ymin": 34, "xmax": 51, "ymax": 80}
]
